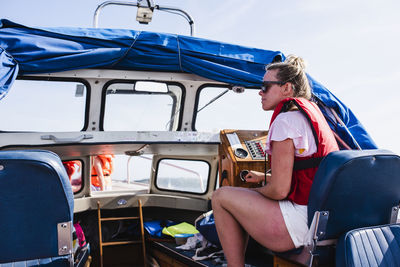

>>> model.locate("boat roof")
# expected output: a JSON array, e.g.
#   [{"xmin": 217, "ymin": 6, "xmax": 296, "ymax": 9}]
[
  {"xmin": 0, "ymin": 19, "xmax": 377, "ymax": 149},
  {"xmin": 0, "ymin": 19, "xmax": 283, "ymax": 87}
]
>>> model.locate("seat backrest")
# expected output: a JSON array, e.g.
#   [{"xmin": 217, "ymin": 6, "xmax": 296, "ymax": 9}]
[
  {"xmin": 336, "ymin": 224, "xmax": 400, "ymax": 267},
  {"xmin": 308, "ymin": 149, "xmax": 400, "ymax": 240},
  {"xmin": 0, "ymin": 150, "xmax": 74, "ymax": 264}
]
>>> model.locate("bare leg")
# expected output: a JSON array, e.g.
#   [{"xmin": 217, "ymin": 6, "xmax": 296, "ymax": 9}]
[
  {"xmin": 212, "ymin": 186, "xmax": 295, "ymax": 267},
  {"xmin": 212, "ymin": 188, "xmax": 248, "ymax": 266}
]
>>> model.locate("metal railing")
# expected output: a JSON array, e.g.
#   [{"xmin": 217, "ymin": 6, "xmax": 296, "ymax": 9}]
[{"xmin": 93, "ymin": 0, "xmax": 195, "ymax": 36}]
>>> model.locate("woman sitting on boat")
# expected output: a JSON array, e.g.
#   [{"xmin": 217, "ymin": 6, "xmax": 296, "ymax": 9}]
[{"xmin": 212, "ymin": 55, "xmax": 339, "ymax": 266}]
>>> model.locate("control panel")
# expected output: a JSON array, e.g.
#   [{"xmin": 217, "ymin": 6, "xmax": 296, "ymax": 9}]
[
  {"xmin": 219, "ymin": 129, "xmax": 269, "ymax": 187},
  {"xmin": 244, "ymin": 140, "xmax": 266, "ymax": 160}
]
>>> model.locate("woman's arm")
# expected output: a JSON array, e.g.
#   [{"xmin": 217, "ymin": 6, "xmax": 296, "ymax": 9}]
[{"xmin": 252, "ymin": 138, "xmax": 294, "ymax": 200}]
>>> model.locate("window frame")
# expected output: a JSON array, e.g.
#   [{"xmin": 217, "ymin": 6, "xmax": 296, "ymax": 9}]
[
  {"xmin": 62, "ymin": 159, "xmax": 85, "ymax": 194},
  {"xmin": 100, "ymin": 80, "xmax": 186, "ymax": 131},
  {"xmin": 154, "ymin": 157, "xmax": 211, "ymax": 195}
]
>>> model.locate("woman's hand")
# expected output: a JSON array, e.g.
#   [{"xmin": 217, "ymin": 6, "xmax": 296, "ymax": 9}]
[{"xmin": 244, "ymin": 170, "xmax": 265, "ymax": 184}]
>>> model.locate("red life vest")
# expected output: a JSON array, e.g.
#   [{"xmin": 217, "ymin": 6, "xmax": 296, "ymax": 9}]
[
  {"xmin": 269, "ymin": 98, "xmax": 339, "ymax": 205},
  {"xmin": 91, "ymin": 154, "xmax": 114, "ymax": 187},
  {"xmin": 62, "ymin": 161, "xmax": 76, "ymax": 181}
]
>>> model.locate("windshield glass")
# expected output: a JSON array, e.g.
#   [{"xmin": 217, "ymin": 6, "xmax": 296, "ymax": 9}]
[
  {"xmin": 0, "ymin": 79, "xmax": 87, "ymax": 131},
  {"xmin": 90, "ymin": 154, "xmax": 151, "ymax": 193},
  {"xmin": 195, "ymin": 86, "xmax": 271, "ymax": 132},
  {"xmin": 103, "ymin": 82, "xmax": 183, "ymax": 131},
  {"xmin": 156, "ymin": 158, "xmax": 210, "ymax": 194}
]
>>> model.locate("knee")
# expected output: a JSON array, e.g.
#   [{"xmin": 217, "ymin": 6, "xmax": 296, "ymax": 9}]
[
  {"xmin": 211, "ymin": 188, "xmax": 221, "ymax": 206},
  {"xmin": 211, "ymin": 186, "xmax": 231, "ymax": 208}
]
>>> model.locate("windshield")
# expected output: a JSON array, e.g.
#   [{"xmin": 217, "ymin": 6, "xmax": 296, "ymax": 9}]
[
  {"xmin": 103, "ymin": 81, "xmax": 183, "ymax": 131},
  {"xmin": 195, "ymin": 86, "xmax": 270, "ymax": 132},
  {"xmin": 0, "ymin": 79, "xmax": 87, "ymax": 132}
]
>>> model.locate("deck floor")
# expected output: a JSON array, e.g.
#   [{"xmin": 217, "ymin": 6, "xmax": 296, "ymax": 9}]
[{"xmin": 149, "ymin": 239, "xmax": 274, "ymax": 267}]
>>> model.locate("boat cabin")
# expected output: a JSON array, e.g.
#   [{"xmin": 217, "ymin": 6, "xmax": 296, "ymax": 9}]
[{"xmin": 1, "ymin": 2, "xmax": 399, "ymax": 267}]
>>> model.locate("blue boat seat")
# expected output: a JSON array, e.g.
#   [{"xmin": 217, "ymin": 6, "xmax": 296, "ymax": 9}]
[
  {"xmin": 336, "ymin": 224, "xmax": 400, "ymax": 267},
  {"xmin": 0, "ymin": 257, "xmax": 72, "ymax": 267},
  {"xmin": 278, "ymin": 149, "xmax": 400, "ymax": 266},
  {"xmin": 0, "ymin": 150, "xmax": 74, "ymax": 266}
]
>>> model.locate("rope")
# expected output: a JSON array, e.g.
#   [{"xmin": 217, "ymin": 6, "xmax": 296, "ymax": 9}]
[
  {"xmin": 111, "ymin": 31, "xmax": 142, "ymax": 67},
  {"xmin": 176, "ymin": 36, "xmax": 183, "ymax": 72}
]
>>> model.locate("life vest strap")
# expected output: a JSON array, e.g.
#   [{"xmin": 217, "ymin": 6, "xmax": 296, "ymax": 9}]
[{"xmin": 293, "ymin": 157, "xmax": 324, "ymax": 171}]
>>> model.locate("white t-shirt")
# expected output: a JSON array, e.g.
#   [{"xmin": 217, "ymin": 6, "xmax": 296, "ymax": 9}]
[{"xmin": 265, "ymin": 111, "xmax": 317, "ymax": 157}]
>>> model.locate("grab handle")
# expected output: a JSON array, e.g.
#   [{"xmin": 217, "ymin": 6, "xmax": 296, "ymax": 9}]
[{"xmin": 41, "ymin": 134, "xmax": 93, "ymax": 143}]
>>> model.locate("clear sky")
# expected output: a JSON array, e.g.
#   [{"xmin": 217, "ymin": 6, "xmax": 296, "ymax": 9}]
[{"xmin": 1, "ymin": 0, "xmax": 400, "ymax": 154}]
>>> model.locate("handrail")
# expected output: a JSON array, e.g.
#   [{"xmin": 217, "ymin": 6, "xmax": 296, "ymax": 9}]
[
  {"xmin": 41, "ymin": 134, "xmax": 93, "ymax": 143},
  {"xmin": 93, "ymin": 1, "xmax": 195, "ymax": 36}
]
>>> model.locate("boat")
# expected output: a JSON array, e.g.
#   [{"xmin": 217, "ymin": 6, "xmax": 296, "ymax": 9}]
[{"xmin": 1, "ymin": 1, "xmax": 398, "ymax": 267}]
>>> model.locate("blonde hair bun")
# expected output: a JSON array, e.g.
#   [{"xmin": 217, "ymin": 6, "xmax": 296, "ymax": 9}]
[{"xmin": 284, "ymin": 55, "xmax": 306, "ymax": 70}]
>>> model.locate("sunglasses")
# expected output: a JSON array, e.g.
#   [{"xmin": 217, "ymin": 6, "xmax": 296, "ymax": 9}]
[{"xmin": 261, "ymin": 81, "xmax": 286, "ymax": 93}]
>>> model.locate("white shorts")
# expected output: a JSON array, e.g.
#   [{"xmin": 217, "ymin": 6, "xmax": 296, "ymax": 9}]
[{"xmin": 279, "ymin": 200, "xmax": 309, "ymax": 248}]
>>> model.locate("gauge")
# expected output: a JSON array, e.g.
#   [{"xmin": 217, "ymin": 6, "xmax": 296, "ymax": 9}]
[{"xmin": 234, "ymin": 148, "xmax": 248, "ymax": 159}]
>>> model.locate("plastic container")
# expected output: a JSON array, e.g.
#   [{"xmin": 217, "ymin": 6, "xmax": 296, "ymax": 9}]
[{"xmin": 175, "ymin": 233, "xmax": 194, "ymax": 245}]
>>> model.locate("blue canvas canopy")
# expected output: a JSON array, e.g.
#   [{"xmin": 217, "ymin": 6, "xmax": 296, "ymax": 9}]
[{"xmin": 0, "ymin": 19, "xmax": 377, "ymax": 149}]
